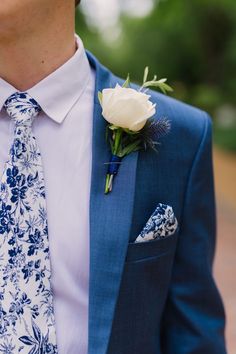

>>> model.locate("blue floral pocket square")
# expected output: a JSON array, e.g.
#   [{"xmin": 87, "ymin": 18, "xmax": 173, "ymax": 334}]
[{"xmin": 135, "ymin": 203, "xmax": 178, "ymax": 243}]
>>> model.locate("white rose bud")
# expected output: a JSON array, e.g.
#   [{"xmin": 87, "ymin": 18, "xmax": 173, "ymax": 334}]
[{"xmin": 101, "ymin": 84, "xmax": 156, "ymax": 131}]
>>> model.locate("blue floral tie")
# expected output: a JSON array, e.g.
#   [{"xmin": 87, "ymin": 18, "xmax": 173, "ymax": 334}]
[{"xmin": 0, "ymin": 92, "xmax": 58, "ymax": 353}]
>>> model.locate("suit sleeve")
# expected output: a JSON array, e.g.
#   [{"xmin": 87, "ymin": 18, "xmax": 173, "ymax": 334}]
[{"xmin": 161, "ymin": 113, "xmax": 227, "ymax": 354}]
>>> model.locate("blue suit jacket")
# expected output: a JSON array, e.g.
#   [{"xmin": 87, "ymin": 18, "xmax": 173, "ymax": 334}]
[{"xmin": 87, "ymin": 52, "xmax": 226, "ymax": 354}]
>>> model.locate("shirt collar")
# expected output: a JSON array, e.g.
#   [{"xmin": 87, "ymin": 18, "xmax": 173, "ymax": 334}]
[{"xmin": 0, "ymin": 33, "xmax": 92, "ymax": 124}]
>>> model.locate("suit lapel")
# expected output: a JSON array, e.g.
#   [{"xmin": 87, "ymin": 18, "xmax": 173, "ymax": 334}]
[{"xmin": 87, "ymin": 52, "xmax": 139, "ymax": 354}]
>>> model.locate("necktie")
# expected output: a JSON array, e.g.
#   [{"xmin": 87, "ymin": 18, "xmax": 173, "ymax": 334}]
[{"xmin": 0, "ymin": 92, "xmax": 58, "ymax": 353}]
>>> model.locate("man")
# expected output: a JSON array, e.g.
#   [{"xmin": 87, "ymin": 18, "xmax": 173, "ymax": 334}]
[{"xmin": 0, "ymin": 0, "xmax": 226, "ymax": 353}]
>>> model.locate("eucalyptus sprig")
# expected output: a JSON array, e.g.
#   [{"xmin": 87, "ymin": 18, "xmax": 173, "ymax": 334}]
[{"xmin": 140, "ymin": 66, "xmax": 173, "ymax": 94}]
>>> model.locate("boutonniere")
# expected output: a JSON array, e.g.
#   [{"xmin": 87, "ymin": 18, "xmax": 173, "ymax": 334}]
[{"xmin": 98, "ymin": 67, "xmax": 173, "ymax": 194}]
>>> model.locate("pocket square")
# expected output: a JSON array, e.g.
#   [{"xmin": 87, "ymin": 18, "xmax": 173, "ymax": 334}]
[{"xmin": 135, "ymin": 203, "xmax": 178, "ymax": 243}]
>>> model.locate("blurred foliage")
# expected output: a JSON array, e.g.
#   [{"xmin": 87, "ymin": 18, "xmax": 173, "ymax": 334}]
[
  {"xmin": 214, "ymin": 126, "xmax": 236, "ymax": 152},
  {"xmin": 75, "ymin": 0, "xmax": 236, "ymax": 151}
]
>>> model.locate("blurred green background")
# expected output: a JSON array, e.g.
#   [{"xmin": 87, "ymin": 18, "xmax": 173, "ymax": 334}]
[{"xmin": 75, "ymin": 0, "xmax": 236, "ymax": 152}]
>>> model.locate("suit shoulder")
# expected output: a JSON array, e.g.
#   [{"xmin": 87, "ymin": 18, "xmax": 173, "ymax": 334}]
[
  {"xmin": 150, "ymin": 89, "xmax": 210, "ymax": 136},
  {"xmin": 150, "ymin": 90, "xmax": 212, "ymax": 159},
  {"xmin": 110, "ymin": 73, "xmax": 211, "ymax": 152}
]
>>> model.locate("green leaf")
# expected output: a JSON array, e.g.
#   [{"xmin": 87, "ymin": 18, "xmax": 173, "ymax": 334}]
[
  {"xmin": 156, "ymin": 78, "xmax": 167, "ymax": 83},
  {"xmin": 98, "ymin": 91, "xmax": 103, "ymax": 105},
  {"xmin": 122, "ymin": 74, "xmax": 130, "ymax": 88},
  {"xmin": 142, "ymin": 80, "xmax": 173, "ymax": 94},
  {"xmin": 163, "ymin": 83, "xmax": 174, "ymax": 91},
  {"xmin": 119, "ymin": 139, "xmax": 142, "ymax": 157},
  {"xmin": 143, "ymin": 66, "xmax": 149, "ymax": 85},
  {"xmin": 159, "ymin": 82, "xmax": 174, "ymax": 94}
]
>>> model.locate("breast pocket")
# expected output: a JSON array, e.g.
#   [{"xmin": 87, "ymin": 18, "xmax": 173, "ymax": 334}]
[
  {"xmin": 125, "ymin": 227, "xmax": 179, "ymax": 263},
  {"xmin": 110, "ymin": 229, "xmax": 179, "ymax": 350}
]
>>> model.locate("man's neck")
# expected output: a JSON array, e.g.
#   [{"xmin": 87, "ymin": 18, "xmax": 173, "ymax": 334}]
[{"xmin": 0, "ymin": 27, "xmax": 77, "ymax": 92}]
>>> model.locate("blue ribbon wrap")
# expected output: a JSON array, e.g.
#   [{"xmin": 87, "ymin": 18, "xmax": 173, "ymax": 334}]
[{"xmin": 107, "ymin": 155, "xmax": 122, "ymax": 175}]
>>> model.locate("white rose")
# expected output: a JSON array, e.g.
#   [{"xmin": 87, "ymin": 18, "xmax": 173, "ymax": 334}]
[{"xmin": 100, "ymin": 84, "xmax": 156, "ymax": 131}]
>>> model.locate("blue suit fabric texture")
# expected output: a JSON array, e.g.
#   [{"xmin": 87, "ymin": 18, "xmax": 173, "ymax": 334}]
[{"xmin": 86, "ymin": 51, "xmax": 227, "ymax": 354}]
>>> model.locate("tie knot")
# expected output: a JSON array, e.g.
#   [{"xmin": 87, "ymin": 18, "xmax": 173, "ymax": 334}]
[{"xmin": 3, "ymin": 92, "xmax": 42, "ymax": 127}]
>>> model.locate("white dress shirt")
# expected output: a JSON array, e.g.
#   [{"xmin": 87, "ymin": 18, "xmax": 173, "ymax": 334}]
[{"xmin": 0, "ymin": 33, "xmax": 95, "ymax": 354}]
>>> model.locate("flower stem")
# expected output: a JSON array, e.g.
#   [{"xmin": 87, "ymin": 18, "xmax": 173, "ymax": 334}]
[
  {"xmin": 113, "ymin": 128, "xmax": 122, "ymax": 155},
  {"xmin": 105, "ymin": 174, "xmax": 110, "ymax": 194},
  {"xmin": 105, "ymin": 128, "xmax": 123, "ymax": 194}
]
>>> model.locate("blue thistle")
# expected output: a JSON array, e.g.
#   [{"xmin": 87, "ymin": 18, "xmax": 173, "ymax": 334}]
[{"xmin": 141, "ymin": 118, "xmax": 171, "ymax": 151}]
